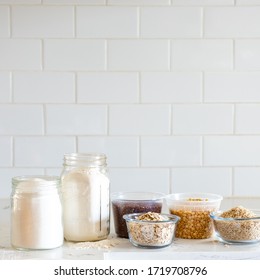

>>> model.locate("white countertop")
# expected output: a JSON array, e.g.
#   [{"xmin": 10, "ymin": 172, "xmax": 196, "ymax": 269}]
[{"xmin": 1, "ymin": 197, "xmax": 260, "ymax": 260}]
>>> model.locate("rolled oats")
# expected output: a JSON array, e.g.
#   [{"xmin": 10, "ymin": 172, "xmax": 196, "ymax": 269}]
[
  {"xmin": 213, "ymin": 206, "xmax": 260, "ymax": 242},
  {"xmin": 127, "ymin": 212, "xmax": 176, "ymax": 247}
]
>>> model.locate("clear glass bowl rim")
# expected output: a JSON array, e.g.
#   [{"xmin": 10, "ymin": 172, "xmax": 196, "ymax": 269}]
[
  {"xmin": 210, "ymin": 209, "xmax": 260, "ymax": 221},
  {"xmin": 165, "ymin": 192, "xmax": 223, "ymax": 203},
  {"xmin": 111, "ymin": 191, "xmax": 165, "ymax": 201},
  {"xmin": 123, "ymin": 213, "xmax": 180, "ymax": 224}
]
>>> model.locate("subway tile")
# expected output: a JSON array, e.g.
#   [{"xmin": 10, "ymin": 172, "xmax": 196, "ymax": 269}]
[
  {"xmin": 0, "ymin": 105, "xmax": 43, "ymax": 135},
  {"xmin": 0, "ymin": 72, "xmax": 11, "ymax": 102},
  {"xmin": 236, "ymin": 0, "xmax": 260, "ymax": 5},
  {"xmin": 45, "ymin": 168, "xmax": 62, "ymax": 176},
  {"xmin": 204, "ymin": 136, "xmax": 260, "ymax": 166},
  {"xmin": 236, "ymin": 40, "xmax": 260, "ymax": 70},
  {"xmin": 171, "ymin": 168, "xmax": 232, "ymax": 196},
  {"xmin": 12, "ymin": 6, "xmax": 74, "ymax": 38},
  {"xmin": 77, "ymin": 73, "xmax": 138, "ymax": 103},
  {"xmin": 141, "ymin": 136, "xmax": 201, "ymax": 167},
  {"xmin": 141, "ymin": 72, "xmax": 201, "ymax": 103},
  {"xmin": 0, "ymin": 0, "xmax": 40, "ymax": 3},
  {"xmin": 78, "ymin": 137, "xmax": 139, "ymax": 167},
  {"xmin": 234, "ymin": 168, "xmax": 260, "ymax": 196},
  {"xmin": 172, "ymin": 0, "xmax": 234, "ymax": 5},
  {"xmin": 77, "ymin": 7, "xmax": 137, "ymax": 38},
  {"xmin": 0, "ymin": 168, "xmax": 44, "ymax": 198},
  {"xmin": 108, "ymin": 0, "xmax": 170, "ymax": 5},
  {"xmin": 109, "ymin": 168, "xmax": 170, "ymax": 194},
  {"xmin": 0, "ymin": 137, "xmax": 12, "ymax": 167},
  {"xmin": 172, "ymin": 104, "xmax": 233, "ymax": 135},
  {"xmin": 46, "ymin": 105, "xmax": 107, "ymax": 135},
  {"xmin": 43, "ymin": 0, "xmax": 105, "ymax": 3},
  {"xmin": 109, "ymin": 105, "xmax": 170, "ymax": 135},
  {"xmin": 108, "ymin": 40, "xmax": 169, "ymax": 71},
  {"xmin": 15, "ymin": 137, "xmax": 76, "ymax": 167},
  {"xmin": 205, "ymin": 72, "xmax": 260, "ymax": 103},
  {"xmin": 13, "ymin": 72, "xmax": 75, "ymax": 103},
  {"xmin": 0, "ymin": 39, "xmax": 41, "ymax": 70},
  {"xmin": 0, "ymin": 7, "xmax": 9, "ymax": 37},
  {"xmin": 205, "ymin": 7, "xmax": 260, "ymax": 38},
  {"xmin": 172, "ymin": 40, "xmax": 233, "ymax": 70},
  {"xmin": 140, "ymin": 8, "xmax": 201, "ymax": 38},
  {"xmin": 236, "ymin": 105, "xmax": 260, "ymax": 134},
  {"xmin": 44, "ymin": 39, "xmax": 105, "ymax": 71}
]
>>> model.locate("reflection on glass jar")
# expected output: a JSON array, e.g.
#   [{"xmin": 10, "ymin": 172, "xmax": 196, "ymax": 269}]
[{"xmin": 61, "ymin": 153, "xmax": 110, "ymax": 242}]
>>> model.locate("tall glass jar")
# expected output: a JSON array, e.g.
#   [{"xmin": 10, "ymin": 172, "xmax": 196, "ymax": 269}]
[
  {"xmin": 11, "ymin": 175, "xmax": 63, "ymax": 250},
  {"xmin": 61, "ymin": 153, "xmax": 110, "ymax": 242}
]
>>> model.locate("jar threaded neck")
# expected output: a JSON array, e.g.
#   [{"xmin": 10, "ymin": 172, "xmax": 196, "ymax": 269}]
[{"xmin": 63, "ymin": 153, "xmax": 107, "ymax": 167}]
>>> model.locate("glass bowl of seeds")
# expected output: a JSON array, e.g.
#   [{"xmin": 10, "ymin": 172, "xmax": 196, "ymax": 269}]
[
  {"xmin": 111, "ymin": 192, "xmax": 164, "ymax": 238},
  {"xmin": 166, "ymin": 193, "xmax": 223, "ymax": 239},
  {"xmin": 123, "ymin": 212, "xmax": 180, "ymax": 248},
  {"xmin": 210, "ymin": 206, "xmax": 260, "ymax": 244}
]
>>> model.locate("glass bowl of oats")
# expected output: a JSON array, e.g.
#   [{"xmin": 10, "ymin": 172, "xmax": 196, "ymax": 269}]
[
  {"xmin": 123, "ymin": 212, "xmax": 180, "ymax": 248},
  {"xmin": 166, "ymin": 193, "xmax": 223, "ymax": 239},
  {"xmin": 210, "ymin": 206, "xmax": 260, "ymax": 244}
]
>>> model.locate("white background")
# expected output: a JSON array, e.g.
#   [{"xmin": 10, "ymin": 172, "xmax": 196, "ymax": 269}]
[{"xmin": 1, "ymin": 0, "xmax": 260, "ymax": 198}]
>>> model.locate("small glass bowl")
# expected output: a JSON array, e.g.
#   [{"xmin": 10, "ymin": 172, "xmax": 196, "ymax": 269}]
[
  {"xmin": 210, "ymin": 210, "xmax": 260, "ymax": 244},
  {"xmin": 123, "ymin": 213, "xmax": 180, "ymax": 249},
  {"xmin": 111, "ymin": 192, "xmax": 164, "ymax": 238},
  {"xmin": 165, "ymin": 193, "xmax": 223, "ymax": 239}
]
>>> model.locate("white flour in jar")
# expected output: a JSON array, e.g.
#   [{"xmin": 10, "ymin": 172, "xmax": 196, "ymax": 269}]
[
  {"xmin": 11, "ymin": 177, "xmax": 63, "ymax": 250},
  {"xmin": 62, "ymin": 168, "xmax": 110, "ymax": 242}
]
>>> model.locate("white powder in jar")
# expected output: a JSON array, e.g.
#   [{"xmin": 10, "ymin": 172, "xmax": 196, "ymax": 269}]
[
  {"xmin": 62, "ymin": 168, "xmax": 110, "ymax": 242},
  {"xmin": 11, "ymin": 177, "xmax": 63, "ymax": 250}
]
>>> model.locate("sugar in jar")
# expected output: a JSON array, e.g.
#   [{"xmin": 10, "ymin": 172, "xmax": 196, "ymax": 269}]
[
  {"xmin": 61, "ymin": 153, "xmax": 110, "ymax": 242},
  {"xmin": 11, "ymin": 176, "xmax": 63, "ymax": 250}
]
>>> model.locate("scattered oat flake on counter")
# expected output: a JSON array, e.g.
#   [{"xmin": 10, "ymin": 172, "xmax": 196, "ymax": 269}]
[
  {"xmin": 66, "ymin": 238, "xmax": 122, "ymax": 250},
  {"xmin": 220, "ymin": 206, "xmax": 256, "ymax": 218}
]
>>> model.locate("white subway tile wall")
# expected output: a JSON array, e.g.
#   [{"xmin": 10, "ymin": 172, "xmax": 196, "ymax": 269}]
[
  {"xmin": 77, "ymin": 73, "xmax": 138, "ymax": 103},
  {"xmin": 172, "ymin": 104, "xmax": 234, "ymax": 135},
  {"xmin": 0, "ymin": 39, "xmax": 42, "ymax": 70},
  {"xmin": 0, "ymin": 2, "xmax": 260, "ymax": 198},
  {"xmin": 140, "ymin": 8, "xmax": 202, "ymax": 38},
  {"xmin": 0, "ymin": 72, "xmax": 11, "ymax": 102},
  {"xmin": 0, "ymin": 7, "xmax": 9, "ymax": 37},
  {"xmin": 171, "ymin": 40, "xmax": 233, "ymax": 70},
  {"xmin": 13, "ymin": 72, "xmax": 75, "ymax": 103},
  {"xmin": 12, "ymin": 6, "xmax": 74, "ymax": 38}
]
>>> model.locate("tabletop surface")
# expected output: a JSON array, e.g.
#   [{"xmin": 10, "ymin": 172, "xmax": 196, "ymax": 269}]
[{"xmin": 1, "ymin": 197, "xmax": 260, "ymax": 260}]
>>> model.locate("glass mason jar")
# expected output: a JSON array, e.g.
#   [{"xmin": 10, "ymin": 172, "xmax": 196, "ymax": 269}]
[
  {"xmin": 61, "ymin": 153, "xmax": 110, "ymax": 242},
  {"xmin": 11, "ymin": 175, "xmax": 63, "ymax": 250}
]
